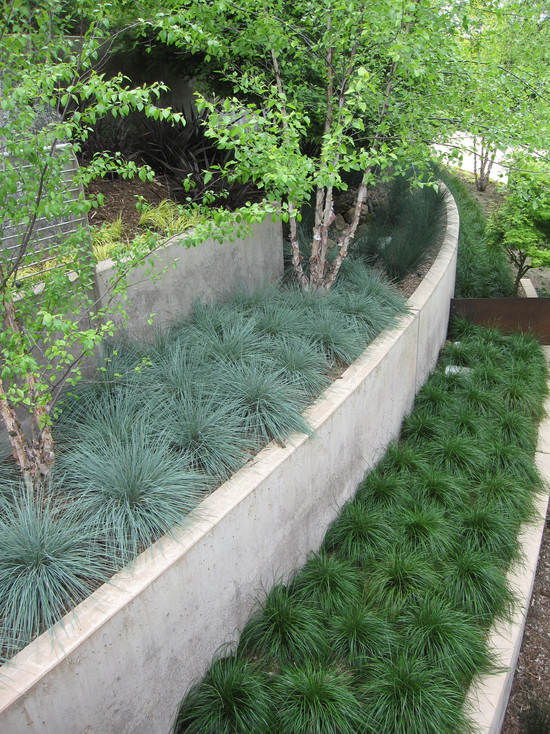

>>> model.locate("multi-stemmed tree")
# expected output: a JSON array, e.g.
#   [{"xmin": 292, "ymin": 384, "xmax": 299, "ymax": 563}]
[
  {"xmin": 0, "ymin": 0, "xmax": 183, "ymax": 487},
  {"xmin": 154, "ymin": 0, "xmax": 470, "ymax": 291}
]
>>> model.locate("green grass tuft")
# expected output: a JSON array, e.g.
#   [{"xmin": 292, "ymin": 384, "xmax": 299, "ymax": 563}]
[
  {"xmin": 291, "ymin": 551, "xmax": 365, "ymax": 615},
  {"xmin": 172, "ymin": 654, "xmax": 275, "ymax": 734},
  {"xmin": 361, "ymin": 651, "xmax": 471, "ymax": 733},
  {"xmin": 237, "ymin": 584, "xmax": 330, "ymax": 665},
  {"xmin": 272, "ymin": 662, "xmax": 364, "ymax": 734},
  {"xmin": 400, "ymin": 595, "xmax": 493, "ymax": 687}
]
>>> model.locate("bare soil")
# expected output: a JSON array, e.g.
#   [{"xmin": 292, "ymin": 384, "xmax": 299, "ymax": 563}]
[{"xmin": 86, "ymin": 174, "xmax": 173, "ymax": 237}]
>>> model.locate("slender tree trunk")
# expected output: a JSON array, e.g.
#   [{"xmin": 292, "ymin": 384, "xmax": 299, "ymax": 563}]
[{"xmin": 1, "ymin": 290, "xmax": 55, "ymax": 488}]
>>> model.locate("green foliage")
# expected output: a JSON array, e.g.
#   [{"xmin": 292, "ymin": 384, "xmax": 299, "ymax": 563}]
[
  {"xmin": 272, "ymin": 663, "xmax": 364, "ymax": 734},
  {"xmin": 437, "ymin": 169, "xmax": 513, "ymax": 297},
  {"xmin": 329, "ymin": 607, "xmax": 398, "ymax": 664},
  {"xmin": 353, "ymin": 173, "xmax": 447, "ymax": 280},
  {"xmin": 291, "ymin": 552, "xmax": 365, "ymax": 615},
  {"xmin": 0, "ymin": 0, "xmax": 185, "ymax": 486},
  {"xmin": 487, "ymin": 160, "xmax": 550, "ymax": 293},
  {"xmin": 91, "ymin": 215, "xmax": 127, "ymax": 262},
  {"xmin": 237, "ymin": 584, "xmax": 330, "ymax": 665},
  {"xmin": 173, "ymin": 655, "xmax": 275, "ymax": 734},
  {"xmin": 153, "ymin": 0, "xmax": 473, "ymax": 290},
  {"xmin": 323, "ymin": 500, "xmax": 394, "ymax": 567},
  {"xmin": 138, "ymin": 199, "xmax": 203, "ymax": 237},
  {"xmin": 366, "ymin": 548, "xmax": 439, "ymax": 614},
  {"xmin": 443, "ymin": 547, "xmax": 512, "ymax": 627},
  {"xmin": 174, "ymin": 321, "xmax": 547, "ymax": 733},
  {"xmin": 361, "ymin": 653, "xmax": 470, "ymax": 733},
  {"xmin": 400, "ymin": 596, "xmax": 493, "ymax": 687}
]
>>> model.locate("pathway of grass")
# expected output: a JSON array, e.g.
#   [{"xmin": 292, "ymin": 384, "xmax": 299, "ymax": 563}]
[{"xmin": 172, "ymin": 320, "xmax": 548, "ymax": 734}]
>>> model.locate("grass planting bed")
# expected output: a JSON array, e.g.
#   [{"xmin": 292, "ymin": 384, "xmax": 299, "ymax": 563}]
[
  {"xmin": 0, "ymin": 260, "xmax": 408, "ymax": 663},
  {"xmin": 172, "ymin": 320, "xmax": 548, "ymax": 734}
]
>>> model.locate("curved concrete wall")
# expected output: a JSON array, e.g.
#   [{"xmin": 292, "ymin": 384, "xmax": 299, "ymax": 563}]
[
  {"xmin": 94, "ymin": 217, "xmax": 284, "ymax": 335},
  {"xmin": 0, "ymin": 190, "xmax": 459, "ymax": 734}
]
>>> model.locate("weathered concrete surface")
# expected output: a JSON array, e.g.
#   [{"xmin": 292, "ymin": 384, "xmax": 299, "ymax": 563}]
[
  {"xmin": 0, "ymin": 193, "xmax": 458, "ymax": 734},
  {"xmin": 94, "ymin": 218, "xmax": 283, "ymax": 336}
]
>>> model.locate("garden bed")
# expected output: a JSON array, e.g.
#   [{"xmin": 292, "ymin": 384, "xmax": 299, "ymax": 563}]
[{"xmin": 0, "ymin": 188, "xmax": 459, "ymax": 733}]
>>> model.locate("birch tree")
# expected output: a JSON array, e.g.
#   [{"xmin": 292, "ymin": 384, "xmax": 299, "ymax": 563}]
[{"xmin": 155, "ymin": 0, "xmax": 468, "ymax": 290}]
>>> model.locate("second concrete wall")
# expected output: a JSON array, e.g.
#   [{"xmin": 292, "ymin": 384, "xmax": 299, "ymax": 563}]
[{"xmin": 94, "ymin": 218, "xmax": 283, "ymax": 335}]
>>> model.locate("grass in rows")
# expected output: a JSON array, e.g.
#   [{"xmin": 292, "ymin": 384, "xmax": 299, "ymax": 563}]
[
  {"xmin": 1, "ymin": 265, "xmax": 408, "ymax": 662},
  {"xmin": 436, "ymin": 167, "xmax": 513, "ymax": 298},
  {"xmin": 173, "ymin": 320, "xmax": 547, "ymax": 733}
]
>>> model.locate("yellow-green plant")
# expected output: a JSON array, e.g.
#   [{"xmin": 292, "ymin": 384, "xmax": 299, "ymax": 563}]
[
  {"xmin": 138, "ymin": 199, "xmax": 203, "ymax": 237},
  {"xmin": 91, "ymin": 215, "xmax": 126, "ymax": 262}
]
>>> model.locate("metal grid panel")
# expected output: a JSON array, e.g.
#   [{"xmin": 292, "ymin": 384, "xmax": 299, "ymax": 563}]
[{"xmin": 1, "ymin": 143, "xmax": 90, "ymax": 278}]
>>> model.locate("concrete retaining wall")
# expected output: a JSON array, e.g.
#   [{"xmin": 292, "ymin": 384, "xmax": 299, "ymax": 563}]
[
  {"xmin": 0, "ymin": 190, "xmax": 459, "ymax": 734},
  {"xmin": 94, "ymin": 217, "xmax": 284, "ymax": 335}
]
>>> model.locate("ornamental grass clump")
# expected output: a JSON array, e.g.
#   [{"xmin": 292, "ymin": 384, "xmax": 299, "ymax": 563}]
[
  {"xmin": 58, "ymin": 426, "xmax": 207, "ymax": 565},
  {"xmin": 237, "ymin": 584, "xmax": 331, "ymax": 665},
  {"xmin": 272, "ymin": 663, "xmax": 365, "ymax": 734},
  {"xmin": 400, "ymin": 596, "xmax": 493, "ymax": 687},
  {"xmin": 0, "ymin": 485, "xmax": 108, "ymax": 662},
  {"xmin": 173, "ymin": 655, "xmax": 276, "ymax": 734},
  {"xmin": 172, "ymin": 321, "xmax": 547, "ymax": 734},
  {"xmin": 360, "ymin": 652, "xmax": 470, "ymax": 734}
]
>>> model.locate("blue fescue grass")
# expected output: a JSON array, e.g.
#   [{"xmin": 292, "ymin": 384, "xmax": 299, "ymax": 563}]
[
  {"xmin": 0, "ymin": 483, "xmax": 108, "ymax": 662},
  {"xmin": 58, "ymin": 426, "xmax": 208, "ymax": 565},
  {"xmin": 2, "ymin": 263, "xmax": 408, "ymax": 662},
  {"xmin": 173, "ymin": 321, "xmax": 547, "ymax": 734}
]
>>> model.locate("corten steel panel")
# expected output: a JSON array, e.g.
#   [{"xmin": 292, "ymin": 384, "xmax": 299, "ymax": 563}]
[{"xmin": 451, "ymin": 298, "xmax": 550, "ymax": 344}]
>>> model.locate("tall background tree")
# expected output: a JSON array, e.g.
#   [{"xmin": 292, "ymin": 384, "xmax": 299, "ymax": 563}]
[{"xmin": 451, "ymin": 0, "xmax": 550, "ymax": 190}]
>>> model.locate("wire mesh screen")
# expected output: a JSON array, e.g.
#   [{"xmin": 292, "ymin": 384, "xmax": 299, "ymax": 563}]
[{"xmin": 1, "ymin": 143, "xmax": 90, "ymax": 280}]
